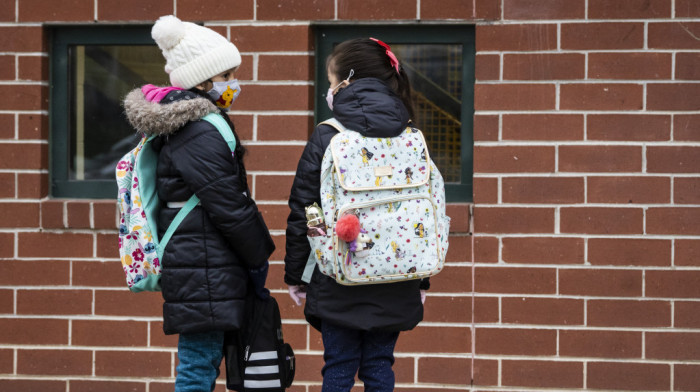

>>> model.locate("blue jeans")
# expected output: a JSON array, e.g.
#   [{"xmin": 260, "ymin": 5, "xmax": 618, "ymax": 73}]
[
  {"xmin": 175, "ymin": 331, "xmax": 225, "ymax": 392},
  {"xmin": 321, "ymin": 322, "xmax": 400, "ymax": 392}
]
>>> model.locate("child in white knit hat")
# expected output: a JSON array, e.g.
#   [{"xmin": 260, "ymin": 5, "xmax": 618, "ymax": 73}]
[
  {"xmin": 150, "ymin": 14, "xmax": 243, "ymax": 108},
  {"xmin": 123, "ymin": 15, "xmax": 274, "ymax": 392}
]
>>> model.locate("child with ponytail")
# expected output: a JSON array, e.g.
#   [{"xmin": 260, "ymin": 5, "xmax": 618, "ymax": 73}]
[{"xmin": 284, "ymin": 38, "xmax": 430, "ymax": 391}]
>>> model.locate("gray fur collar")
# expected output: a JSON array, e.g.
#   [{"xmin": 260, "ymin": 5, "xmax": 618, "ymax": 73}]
[{"xmin": 123, "ymin": 88, "xmax": 218, "ymax": 136}]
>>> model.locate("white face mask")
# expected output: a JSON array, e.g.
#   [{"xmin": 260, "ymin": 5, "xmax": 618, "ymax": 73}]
[
  {"xmin": 326, "ymin": 69, "xmax": 354, "ymax": 111},
  {"xmin": 207, "ymin": 79, "xmax": 241, "ymax": 110}
]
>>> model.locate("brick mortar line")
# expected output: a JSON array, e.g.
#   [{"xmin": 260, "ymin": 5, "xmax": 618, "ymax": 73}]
[
  {"xmin": 473, "ymin": 173, "xmax": 700, "ymax": 177},
  {"xmin": 474, "ymin": 141, "xmax": 700, "ymax": 146},
  {"xmin": 477, "ymin": 49, "xmax": 700, "ymax": 54},
  {"xmin": 474, "ymin": 110, "xmax": 700, "ymax": 115},
  {"xmin": 469, "ymin": 263, "xmax": 700, "ymax": 271},
  {"xmin": 465, "ymin": 389, "xmax": 636, "ymax": 392},
  {"xmin": 0, "ymin": 138, "xmax": 49, "ymax": 144},
  {"xmin": 470, "ymin": 202, "xmax": 700, "ymax": 207},
  {"xmin": 0, "ymin": 81, "xmax": 48, "ymax": 86},
  {"xmin": 475, "ymin": 80, "xmax": 700, "ymax": 84},
  {"xmin": 0, "ymin": 110, "xmax": 48, "ymax": 115},
  {"xmin": 469, "ymin": 293, "xmax": 700, "ymax": 301},
  {"xmin": 475, "ymin": 18, "xmax": 700, "ymax": 24},
  {"xmin": 472, "ymin": 355, "xmax": 700, "ymax": 364}
]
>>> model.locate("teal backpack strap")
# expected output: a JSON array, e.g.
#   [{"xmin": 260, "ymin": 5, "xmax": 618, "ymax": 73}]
[
  {"xmin": 203, "ymin": 112, "xmax": 237, "ymax": 151},
  {"xmin": 157, "ymin": 195, "xmax": 200, "ymax": 260},
  {"xmin": 156, "ymin": 113, "xmax": 237, "ymax": 261}
]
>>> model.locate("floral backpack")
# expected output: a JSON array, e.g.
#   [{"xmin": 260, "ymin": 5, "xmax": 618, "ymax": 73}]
[
  {"xmin": 116, "ymin": 113, "xmax": 234, "ymax": 292},
  {"xmin": 302, "ymin": 118, "xmax": 450, "ymax": 285}
]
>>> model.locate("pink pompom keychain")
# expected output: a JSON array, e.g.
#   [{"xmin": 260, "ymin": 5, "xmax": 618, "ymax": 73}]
[
  {"xmin": 336, "ymin": 214, "xmax": 371, "ymax": 265},
  {"xmin": 336, "ymin": 214, "xmax": 360, "ymax": 242}
]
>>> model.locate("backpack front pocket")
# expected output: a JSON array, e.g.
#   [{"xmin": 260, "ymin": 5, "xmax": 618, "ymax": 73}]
[{"xmin": 334, "ymin": 195, "xmax": 443, "ymax": 285}]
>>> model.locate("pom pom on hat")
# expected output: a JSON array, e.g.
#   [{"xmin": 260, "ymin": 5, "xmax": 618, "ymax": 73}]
[
  {"xmin": 151, "ymin": 15, "xmax": 242, "ymax": 89},
  {"xmin": 152, "ymin": 15, "xmax": 186, "ymax": 50},
  {"xmin": 336, "ymin": 214, "xmax": 360, "ymax": 242}
]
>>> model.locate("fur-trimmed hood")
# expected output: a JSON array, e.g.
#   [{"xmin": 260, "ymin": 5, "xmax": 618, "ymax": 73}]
[{"xmin": 123, "ymin": 88, "xmax": 218, "ymax": 136}]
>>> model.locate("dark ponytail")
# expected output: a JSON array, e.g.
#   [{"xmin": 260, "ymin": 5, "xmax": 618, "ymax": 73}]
[{"xmin": 327, "ymin": 38, "xmax": 415, "ymax": 119}]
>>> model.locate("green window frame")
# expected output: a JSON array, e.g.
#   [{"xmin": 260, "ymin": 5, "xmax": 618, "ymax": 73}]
[
  {"xmin": 314, "ymin": 24, "xmax": 475, "ymax": 202},
  {"xmin": 50, "ymin": 25, "xmax": 165, "ymax": 198}
]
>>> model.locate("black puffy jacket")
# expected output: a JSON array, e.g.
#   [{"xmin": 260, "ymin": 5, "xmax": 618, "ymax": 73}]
[
  {"xmin": 285, "ymin": 78, "xmax": 428, "ymax": 332},
  {"xmin": 124, "ymin": 88, "xmax": 274, "ymax": 335}
]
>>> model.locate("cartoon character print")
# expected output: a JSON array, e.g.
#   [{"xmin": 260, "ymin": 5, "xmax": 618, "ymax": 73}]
[
  {"xmin": 143, "ymin": 241, "xmax": 156, "ymax": 254},
  {"xmin": 215, "ymin": 85, "xmax": 238, "ymax": 108},
  {"xmin": 387, "ymin": 201, "xmax": 402, "ymax": 213},
  {"xmin": 414, "ymin": 222, "xmax": 425, "ymax": 238},
  {"xmin": 405, "ymin": 167, "xmax": 413, "ymax": 184},
  {"xmin": 120, "ymin": 189, "xmax": 132, "ymax": 212},
  {"xmin": 119, "ymin": 218, "xmax": 128, "ymax": 235},
  {"xmin": 391, "ymin": 241, "xmax": 406, "ymax": 260},
  {"xmin": 360, "ymin": 147, "xmax": 374, "ymax": 166}
]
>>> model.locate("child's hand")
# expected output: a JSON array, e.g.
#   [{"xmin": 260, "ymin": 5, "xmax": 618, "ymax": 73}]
[
  {"xmin": 288, "ymin": 285, "xmax": 307, "ymax": 306},
  {"xmin": 420, "ymin": 290, "xmax": 427, "ymax": 304}
]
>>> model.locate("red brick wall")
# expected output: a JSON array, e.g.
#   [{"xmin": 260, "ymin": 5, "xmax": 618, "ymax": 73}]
[{"xmin": 0, "ymin": 0, "xmax": 698, "ymax": 391}]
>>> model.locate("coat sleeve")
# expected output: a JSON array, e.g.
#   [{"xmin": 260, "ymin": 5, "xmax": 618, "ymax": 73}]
[
  {"xmin": 170, "ymin": 120, "xmax": 274, "ymax": 269},
  {"xmin": 284, "ymin": 125, "xmax": 336, "ymax": 285}
]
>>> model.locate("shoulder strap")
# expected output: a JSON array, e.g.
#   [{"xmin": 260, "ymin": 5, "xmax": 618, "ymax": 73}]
[
  {"xmin": 156, "ymin": 113, "xmax": 237, "ymax": 260},
  {"xmin": 203, "ymin": 112, "xmax": 237, "ymax": 152},
  {"xmin": 318, "ymin": 117, "xmax": 346, "ymax": 133},
  {"xmin": 157, "ymin": 196, "xmax": 200, "ymax": 260}
]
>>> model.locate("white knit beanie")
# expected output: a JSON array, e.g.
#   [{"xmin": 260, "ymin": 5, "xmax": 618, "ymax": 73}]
[{"xmin": 151, "ymin": 15, "xmax": 242, "ymax": 89}]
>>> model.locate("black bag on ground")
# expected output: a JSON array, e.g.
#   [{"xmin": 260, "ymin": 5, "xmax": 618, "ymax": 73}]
[{"xmin": 225, "ymin": 295, "xmax": 295, "ymax": 391}]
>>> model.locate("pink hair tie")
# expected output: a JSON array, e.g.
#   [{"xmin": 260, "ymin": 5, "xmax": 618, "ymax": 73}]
[{"xmin": 370, "ymin": 37, "xmax": 400, "ymax": 74}]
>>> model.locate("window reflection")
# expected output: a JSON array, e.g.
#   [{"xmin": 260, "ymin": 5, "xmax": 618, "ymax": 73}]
[
  {"xmin": 393, "ymin": 44, "xmax": 463, "ymax": 183},
  {"xmin": 69, "ymin": 45, "xmax": 167, "ymax": 180}
]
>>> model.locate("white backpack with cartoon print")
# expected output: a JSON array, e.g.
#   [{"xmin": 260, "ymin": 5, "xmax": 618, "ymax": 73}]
[{"xmin": 302, "ymin": 118, "xmax": 450, "ymax": 285}]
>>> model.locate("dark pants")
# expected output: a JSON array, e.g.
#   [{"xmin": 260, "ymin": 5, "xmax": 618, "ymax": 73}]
[{"xmin": 321, "ymin": 321, "xmax": 400, "ymax": 392}]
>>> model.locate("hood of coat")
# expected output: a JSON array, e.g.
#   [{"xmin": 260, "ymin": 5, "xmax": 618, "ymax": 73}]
[
  {"xmin": 331, "ymin": 78, "xmax": 410, "ymax": 138},
  {"xmin": 123, "ymin": 87, "xmax": 219, "ymax": 136}
]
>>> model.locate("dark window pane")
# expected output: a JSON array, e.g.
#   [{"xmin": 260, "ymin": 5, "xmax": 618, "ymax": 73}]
[
  {"xmin": 68, "ymin": 45, "xmax": 167, "ymax": 180},
  {"xmin": 393, "ymin": 44, "xmax": 463, "ymax": 183}
]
